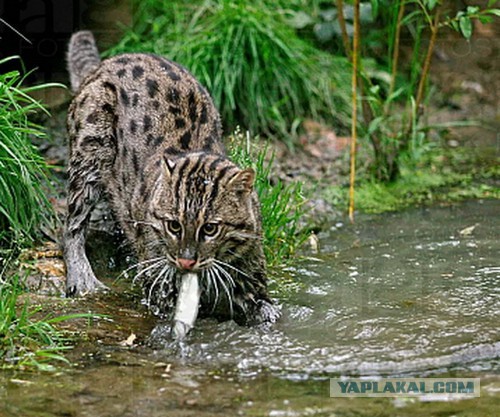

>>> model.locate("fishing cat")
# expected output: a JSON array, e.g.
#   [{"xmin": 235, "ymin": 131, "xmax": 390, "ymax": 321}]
[{"xmin": 63, "ymin": 31, "xmax": 278, "ymax": 332}]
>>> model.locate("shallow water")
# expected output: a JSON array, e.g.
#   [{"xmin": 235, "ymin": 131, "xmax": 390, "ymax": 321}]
[
  {"xmin": 152, "ymin": 199, "xmax": 500, "ymax": 378},
  {"xmin": 1, "ymin": 200, "xmax": 499, "ymax": 416}
]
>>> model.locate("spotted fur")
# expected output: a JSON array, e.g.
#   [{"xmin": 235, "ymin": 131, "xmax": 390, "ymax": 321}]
[{"xmin": 63, "ymin": 31, "xmax": 278, "ymax": 325}]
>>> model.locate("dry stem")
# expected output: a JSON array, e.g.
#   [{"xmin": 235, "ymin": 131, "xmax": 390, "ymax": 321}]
[
  {"xmin": 414, "ymin": 5, "xmax": 441, "ymax": 119},
  {"xmin": 348, "ymin": 0, "xmax": 361, "ymax": 223},
  {"xmin": 387, "ymin": 0, "xmax": 406, "ymax": 107},
  {"xmin": 335, "ymin": 0, "xmax": 352, "ymax": 59}
]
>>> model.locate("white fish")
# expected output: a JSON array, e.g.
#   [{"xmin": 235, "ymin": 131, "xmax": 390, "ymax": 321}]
[{"xmin": 172, "ymin": 272, "xmax": 201, "ymax": 340}]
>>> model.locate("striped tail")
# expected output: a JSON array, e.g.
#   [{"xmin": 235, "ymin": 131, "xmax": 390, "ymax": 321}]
[{"xmin": 67, "ymin": 31, "xmax": 101, "ymax": 92}]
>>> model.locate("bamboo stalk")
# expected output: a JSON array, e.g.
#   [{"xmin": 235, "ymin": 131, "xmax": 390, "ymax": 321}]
[
  {"xmin": 336, "ymin": 0, "xmax": 384, "ymax": 174},
  {"xmin": 348, "ymin": 0, "xmax": 360, "ymax": 223}
]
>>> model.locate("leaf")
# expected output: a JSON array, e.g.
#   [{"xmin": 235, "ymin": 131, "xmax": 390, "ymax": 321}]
[
  {"xmin": 35, "ymin": 351, "xmax": 70, "ymax": 363},
  {"xmin": 478, "ymin": 15, "xmax": 493, "ymax": 23},
  {"xmin": 426, "ymin": 0, "xmax": 438, "ymax": 11},
  {"xmin": 386, "ymin": 86, "xmax": 406, "ymax": 103},
  {"xmin": 367, "ymin": 117, "xmax": 383, "ymax": 136},
  {"xmin": 287, "ymin": 11, "xmax": 314, "ymax": 29},
  {"xmin": 319, "ymin": 8, "xmax": 337, "ymax": 22},
  {"xmin": 314, "ymin": 22, "xmax": 336, "ymax": 42},
  {"xmin": 458, "ymin": 223, "xmax": 479, "ymax": 236},
  {"xmin": 369, "ymin": 85, "xmax": 380, "ymax": 95},
  {"xmin": 486, "ymin": 9, "xmax": 500, "ymax": 16},
  {"xmin": 119, "ymin": 333, "xmax": 137, "ymax": 347},
  {"xmin": 466, "ymin": 6, "xmax": 480, "ymax": 14},
  {"xmin": 360, "ymin": 3, "xmax": 374, "ymax": 23},
  {"xmin": 459, "ymin": 16, "xmax": 473, "ymax": 39},
  {"xmin": 370, "ymin": 0, "xmax": 379, "ymax": 19},
  {"xmin": 44, "ymin": 313, "xmax": 104, "ymax": 324},
  {"xmin": 487, "ymin": 0, "xmax": 498, "ymax": 7}
]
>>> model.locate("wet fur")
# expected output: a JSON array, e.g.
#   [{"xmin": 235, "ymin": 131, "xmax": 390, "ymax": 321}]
[{"xmin": 63, "ymin": 31, "xmax": 278, "ymax": 325}]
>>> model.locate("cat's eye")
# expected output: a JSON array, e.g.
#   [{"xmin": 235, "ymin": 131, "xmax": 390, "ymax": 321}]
[
  {"xmin": 165, "ymin": 220, "xmax": 182, "ymax": 235},
  {"xmin": 201, "ymin": 223, "xmax": 219, "ymax": 237}
]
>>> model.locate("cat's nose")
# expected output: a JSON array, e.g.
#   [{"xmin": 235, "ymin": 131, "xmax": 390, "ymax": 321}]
[{"xmin": 177, "ymin": 258, "xmax": 197, "ymax": 271}]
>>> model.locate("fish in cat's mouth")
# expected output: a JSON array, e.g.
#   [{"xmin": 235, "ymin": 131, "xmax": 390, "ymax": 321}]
[
  {"xmin": 144, "ymin": 256, "xmax": 239, "ymax": 340},
  {"xmin": 173, "ymin": 264, "xmax": 240, "ymax": 340},
  {"xmin": 170, "ymin": 257, "xmax": 205, "ymax": 339},
  {"xmin": 173, "ymin": 272, "xmax": 201, "ymax": 340}
]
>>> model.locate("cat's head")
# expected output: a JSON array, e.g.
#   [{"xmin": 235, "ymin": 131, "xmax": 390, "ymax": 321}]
[{"xmin": 146, "ymin": 152, "xmax": 261, "ymax": 272}]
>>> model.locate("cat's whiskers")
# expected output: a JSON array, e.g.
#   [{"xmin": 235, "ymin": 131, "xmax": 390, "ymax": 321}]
[
  {"xmin": 147, "ymin": 263, "xmax": 173, "ymax": 306},
  {"xmin": 159, "ymin": 265, "xmax": 176, "ymax": 298},
  {"xmin": 197, "ymin": 258, "xmax": 213, "ymax": 269},
  {"xmin": 132, "ymin": 258, "xmax": 167, "ymax": 285},
  {"xmin": 211, "ymin": 263, "xmax": 235, "ymax": 317},
  {"xmin": 117, "ymin": 256, "xmax": 165, "ymax": 280},
  {"xmin": 212, "ymin": 262, "xmax": 237, "ymax": 288},
  {"xmin": 205, "ymin": 268, "xmax": 220, "ymax": 313}
]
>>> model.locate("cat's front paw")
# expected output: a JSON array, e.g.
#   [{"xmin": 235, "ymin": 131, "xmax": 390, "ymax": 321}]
[
  {"xmin": 245, "ymin": 298, "xmax": 281, "ymax": 326},
  {"xmin": 66, "ymin": 268, "xmax": 108, "ymax": 297},
  {"xmin": 257, "ymin": 299, "xmax": 281, "ymax": 324}
]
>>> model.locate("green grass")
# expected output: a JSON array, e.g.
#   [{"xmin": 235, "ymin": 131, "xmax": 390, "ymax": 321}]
[
  {"xmin": 0, "ymin": 269, "xmax": 70, "ymax": 371},
  {"xmin": 228, "ymin": 129, "xmax": 308, "ymax": 269},
  {"xmin": 0, "ymin": 273, "xmax": 100, "ymax": 371},
  {"xmin": 0, "ymin": 57, "xmax": 94, "ymax": 370},
  {"xmin": 324, "ymin": 149, "xmax": 499, "ymax": 214},
  {"xmin": 0, "ymin": 251, "xmax": 101, "ymax": 370},
  {"xmin": 109, "ymin": 0, "xmax": 351, "ymax": 139},
  {"xmin": 0, "ymin": 56, "xmax": 56, "ymax": 244}
]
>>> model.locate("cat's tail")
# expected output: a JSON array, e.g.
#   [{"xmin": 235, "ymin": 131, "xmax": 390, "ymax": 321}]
[{"xmin": 67, "ymin": 31, "xmax": 101, "ymax": 93}]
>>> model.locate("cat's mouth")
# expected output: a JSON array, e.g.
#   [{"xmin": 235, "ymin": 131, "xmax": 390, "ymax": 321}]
[{"xmin": 174, "ymin": 257, "xmax": 214, "ymax": 272}]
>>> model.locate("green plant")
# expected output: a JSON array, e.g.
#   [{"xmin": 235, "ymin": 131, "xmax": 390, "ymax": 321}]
[
  {"xmin": 228, "ymin": 129, "xmax": 308, "ymax": 269},
  {"xmin": 0, "ymin": 56, "xmax": 56, "ymax": 244},
  {"xmin": 0, "ymin": 272, "xmax": 72, "ymax": 370},
  {"xmin": 109, "ymin": 0, "xmax": 351, "ymax": 139},
  {"xmin": 345, "ymin": 0, "xmax": 500, "ymax": 182},
  {"xmin": 284, "ymin": 1, "xmax": 500, "ymax": 189},
  {"xmin": 0, "ymin": 249, "xmax": 104, "ymax": 370},
  {"xmin": 324, "ymin": 147, "xmax": 499, "ymax": 214}
]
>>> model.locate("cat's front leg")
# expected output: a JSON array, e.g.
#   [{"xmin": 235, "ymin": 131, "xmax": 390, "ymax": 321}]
[
  {"xmin": 63, "ymin": 136, "xmax": 109, "ymax": 297},
  {"xmin": 64, "ymin": 231, "xmax": 107, "ymax": 296}
]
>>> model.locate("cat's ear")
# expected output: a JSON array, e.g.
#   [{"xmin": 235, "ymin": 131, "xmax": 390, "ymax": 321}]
[
  {"xmin": 162, "ymin": 157, "xmax": 176, "ymax": 177},
  {"xmin": 228, "ymin": 168, "xmax": 255, "ymax": 194}
]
